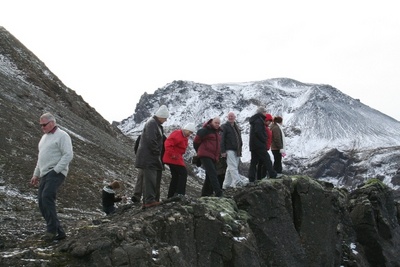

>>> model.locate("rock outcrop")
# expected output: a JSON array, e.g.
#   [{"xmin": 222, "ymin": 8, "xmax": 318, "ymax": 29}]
[{"xmin": 3, "ymin": 176, "xmax": 398, "ymax": 267}]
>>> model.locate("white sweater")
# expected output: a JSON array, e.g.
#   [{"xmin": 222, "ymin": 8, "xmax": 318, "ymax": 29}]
[{"xmin": 33, "ymin": 127, "xmax": 73, "ymax": 177}]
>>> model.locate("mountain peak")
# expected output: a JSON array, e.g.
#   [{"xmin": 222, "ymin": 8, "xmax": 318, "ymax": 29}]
[{"xmin": 119, "ymin": 78, "xmax": 400, "ymax": 189}]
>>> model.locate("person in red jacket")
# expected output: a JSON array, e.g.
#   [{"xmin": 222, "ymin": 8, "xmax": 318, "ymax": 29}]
[
  {"xmin": 257, "ymin": 114, "xmax": 274, "ymax": 179},
  {"xmin": 163, "ymin": 123, "xmax": 196, "ymax": 198},
  {"xmin": 193, "ymin": 117, "xmax": 223, "ymax": 197}
]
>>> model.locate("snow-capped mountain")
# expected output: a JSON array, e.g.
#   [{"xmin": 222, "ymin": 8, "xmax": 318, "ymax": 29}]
[{"xmin": 118, "ymin": 79, "xmax": 400, "ymax": 191}]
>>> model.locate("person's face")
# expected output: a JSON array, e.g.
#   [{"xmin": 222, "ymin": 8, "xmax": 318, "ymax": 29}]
[
  {"xmin": 158, "ymin": 117, "xmax": 167, "ymax": 124},
  {"xmin": 39, "ymin": 118, "xmax": 55, "ymax": 133},
  {"xmin": 211, "ymin": 119, "xmax": 220, "ymax": 129},
  {"xmin": 265, "ymin": 120, "xmax": 272, "ymax": 126},
  {"xmin": 227, "ymin": 113, "xmax": 236, "ymax": 123},
  {"xmin": 183, "ymin": 129, "xmax": 193, "ymax": 137}
]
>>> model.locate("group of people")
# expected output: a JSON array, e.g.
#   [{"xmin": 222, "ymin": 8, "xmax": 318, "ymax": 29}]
[
  {"xmin": 128, "ymin": 105, "xmax": 286, "ymax": 209},
  {"xmin": 248, "ymin": 106, "xmax": 286, "ymax": 182},
  {"xmin": 30, "ymin": 106, "xmax": 286, "ymax": 241}
]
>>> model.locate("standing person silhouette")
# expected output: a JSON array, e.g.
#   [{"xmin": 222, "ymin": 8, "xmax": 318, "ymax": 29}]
[
  {"xmin": 271, "ymin": 116, "xmax": 286, "ymax": 177},
  {"xmin": 248, "ymin": 107, "xmax": 277, "ymax": 183},
  {"xmin": 30, "ymin": 113, "xmax": 73, "ymax": 242},
  {"xmin": 135, "ymin": 105, "xmax": 169, "ymax": 209},
  {"xmin": 194, "ymin": 117, "xmax": 224, "ymax": 197},
  {"xmin": 220, "ymin": 112, "xmax": 243, "ymax": 189},
  {"xmin": 163, "ymin": 123, "xmax": 196, "ymax": 199}
]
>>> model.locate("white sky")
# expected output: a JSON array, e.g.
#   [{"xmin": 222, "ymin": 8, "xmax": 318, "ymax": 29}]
[{"xmin": 2, "ymin": 1, "xmax": 400, "ymax": 122}]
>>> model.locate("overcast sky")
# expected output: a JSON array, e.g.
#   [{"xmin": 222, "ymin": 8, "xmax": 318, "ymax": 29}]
[{"xmin": 2, "ymin": 1, "xmax": 400, "ymax": 122}]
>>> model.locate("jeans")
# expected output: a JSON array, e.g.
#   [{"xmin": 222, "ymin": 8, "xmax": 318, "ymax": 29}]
[{"xmin": 38, "ymin": 170, "xmax": 65, "ymax": 235}]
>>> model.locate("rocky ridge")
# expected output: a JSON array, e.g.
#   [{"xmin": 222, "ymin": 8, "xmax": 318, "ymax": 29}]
[{"xmin": 1, "ymin": 177, "xmax": 400, "ymax": 266}]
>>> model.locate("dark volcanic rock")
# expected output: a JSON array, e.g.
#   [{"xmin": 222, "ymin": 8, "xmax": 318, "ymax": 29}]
[
  {"xmin": 349, "ymin": 179, "xmax": 400, "ymax": 266},
  {"xmin": 2, "ymin": 177, "xmax": 398, "ymax": 267}
]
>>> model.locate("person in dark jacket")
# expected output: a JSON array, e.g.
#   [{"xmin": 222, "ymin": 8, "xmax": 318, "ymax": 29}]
[
  {"xmin": 220, "ymin": 112, "xmax": 243, "ymax": 189},
  {"xmin": 135, "ymin": 105, "xmax": 169, "ymax": 208},
  {"xmin": 102, "ymin": 180, "xmax": 124, "ymax": 215},
  {"xmin": 248, "ymin": 107, "xmax": 277, "ymax": 182},
  {"xmin": 163, "ymin": 123, "xmax": 196, "ymax": 198},
  {"xmin": 193, "ymin": 117, "xmax": 224, "ymax": 197}
]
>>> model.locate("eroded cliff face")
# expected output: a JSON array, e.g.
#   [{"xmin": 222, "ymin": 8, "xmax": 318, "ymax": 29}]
[{"xmin": 2, "ymin": 176, "xmax": 399, "ymax": 267}]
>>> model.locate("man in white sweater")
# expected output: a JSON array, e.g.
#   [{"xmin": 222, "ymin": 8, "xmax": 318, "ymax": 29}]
[{"xmin": 30, "ymin": 113, "xmax": 73, "ymax": 242}]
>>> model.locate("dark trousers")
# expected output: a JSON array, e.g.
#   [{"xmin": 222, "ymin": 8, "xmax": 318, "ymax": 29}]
[
  {"xmin": 200, "ymin": 157, "xmax": 223, "ymax": 197},
  {"xmin": 143, "ymin": 169, "xmax": 162, "ymax": 204},
  {"xmin": 38, "ymin": 171, "xmax": 65, "ymax": 235},
  {"xmin": 257, "ymin": 161, "xmax": 266, "ymax": 180},
  {"xmin": 248, "ymin": 149, "xmax": 277, "ymax": 182},
  {"xmin": 217, "ymin": 174, "xmax": 225, "ymax": 189},
  {"xmin": 133, "ymin": 168, "xmax": 144, "ymax": 200},
  {"xmin": 272, "ymin": 150, "xmax": 283, "ymax": 174},
  {"xmin": 103, "ymin": 205, "xmax": 116, "ymax": 215},
  {"xmin": 156, "ymin": 170, "xmax": 162, "ymax": 201},
  {"xmin": 167, "ymin": 164, "xmax": 188, "ymax": 198}
]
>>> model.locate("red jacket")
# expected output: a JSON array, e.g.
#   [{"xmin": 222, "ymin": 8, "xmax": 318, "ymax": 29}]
[
  {"xmin": 193, "ymin": 119, "xmax": 222, "ymax": 162},
  {"xmin": 266, "ymin": 126, "xmax": 272, "ymax": 150},
  {"xmin": 162, "ymin": 129, "xmax": 188, "ymax": 166}
]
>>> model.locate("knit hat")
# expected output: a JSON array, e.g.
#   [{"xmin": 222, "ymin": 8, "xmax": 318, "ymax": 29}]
[
  {"xmin": 155, "ymin": 105, "xmax": 169, "ymax": 118},
  {"xmin": 256, "ymin": 106, "xmax": 267, "ymax": 113},
  {"xmin": 265, "ymin": 114, "xmax": 273, "ymax": 121},
  {"xmin": 183, "ymin": 123, "xmax": 196, "ymax": 133}
]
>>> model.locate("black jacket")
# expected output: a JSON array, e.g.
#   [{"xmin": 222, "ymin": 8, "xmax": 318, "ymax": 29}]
[
  {"xmin": 220, "ymin": 121, "xmax": 243, "ymax": 155},
  {"xmin": 102, "ymin": 186, "xmax": 122, "ymax": 209},
  {"xmin": 249, "ymin": 113, "xmax": 267, "ymax": 151}
]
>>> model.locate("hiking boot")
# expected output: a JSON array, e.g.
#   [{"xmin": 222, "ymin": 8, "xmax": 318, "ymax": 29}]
[
  {"xmin": 216, "ymin": 191, "xmax": 224, "ymax": 198},
  {"xmin": 54, "ymin": 234, "xmax": 66, "ymax": 241},
  {"xmin": 247, "ymin": 181, "xmax": 255, "ymax": 186},
  {"xmin": 142, "ymin": 201, "xmax": 161, "ymax": 209},
  {"xmin": 41, "ymin": 232, "xmax": 56, "ymax": 242},
  {"xmin": 54, "ymin": 233, "xmax": 66, "ymax": 240},
  {"xmin": 168, "ymin": 194, "xmax": 183, "ymax": 202},
  {"xmin": 131, "ymin": 196, "xmax": 140, "ymax": 203}
]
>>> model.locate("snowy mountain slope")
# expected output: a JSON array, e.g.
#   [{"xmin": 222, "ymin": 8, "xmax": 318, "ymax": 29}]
[
  {"xmin": 119, "ymin": 78, "xmax": 400, "ymax": 155},
  {"xmin": 118, "ymin": 78, "xmax": 400, "ymax": 190}
]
